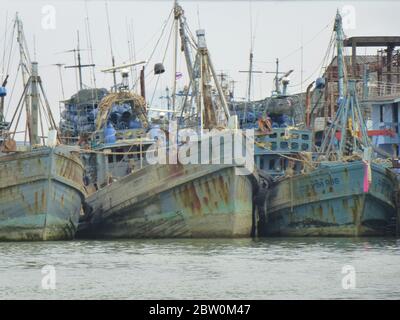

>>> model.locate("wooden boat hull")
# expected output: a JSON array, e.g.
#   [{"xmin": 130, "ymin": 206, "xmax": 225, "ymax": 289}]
[
  {"xmin": 0, "ymin": 146, "xmax": 86, "ymax": 241},
  {"xmin": 262, "ymin": 161, "xmax": 397, "ymax": 236},
  {"xmin": 78, "ymin": 164, "xmax": 257, "ymax": 238}
]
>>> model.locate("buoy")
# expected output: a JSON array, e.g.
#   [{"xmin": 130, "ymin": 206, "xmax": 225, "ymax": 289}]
[{"xmin": 154, "ymin": 63, "xmax": 165, "ymax": 75}]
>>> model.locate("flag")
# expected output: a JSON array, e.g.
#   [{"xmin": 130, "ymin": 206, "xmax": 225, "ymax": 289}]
[{"xmin": 175, "ymin": 72, "xmax": 183, "ymax": 80}]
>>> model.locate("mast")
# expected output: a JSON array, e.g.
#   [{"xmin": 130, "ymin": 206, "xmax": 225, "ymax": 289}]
[
  {"xmin": 239, "ymin": 56, "xmax": 262, "ymax": 98},
  {"xmin": 175, "ymin": 1, "xmax": 198, "ymax": 118},
  {"xmin": 274, "ymin": 58, "xmax": 280, "ymax": 94},
  {"xmin": 16, "ymin": 13, "xmax": 32, "ymax": 140},
  {"xmin": 0, "ymin": 76, "xmax": 8, "ymax": 122},
  {"xmin": 53, "ymin": 63, "xmax": 65, "ymax": 100},
  {"xmin": 247, "ymin": 52, "xmax": 254, "ymax": 102},
  {"xmin": 265, "ymin": 58, "xmax": 293, "ymax": 96},
  {"xmin": 64, "ymin": 31, "xmax": 95, "ymax": 91},
  {"xmin": 320, "ymin": 13, "xmax": 370, "ymax": 160},
  {"xmin": 334, "ymin": 10, "xmax": 345, "ymax": 101},
  {"xmin": 195, "ymin": 29, "xmax": 230, "ymax": 129},
  {"xmin": 172, "ymin": 0, "xmax": 180, "ymax": 112},
  {"xmin": 176, "ymin": 3, "xmax": 194, "ymax": 82},
  {"xmin": 30, "ymin": 62, "xmax": 39, "ymax": 145},
  {"xmin": 77, "ymin": 31, "xmax": 83, "ymax": 90},
  {"xmin": 84, "ymin": 0, "xmax": 97, "ymax": 90},
  {"xmin": 105, "ymin": 2, "xmax": 117, "ymax": 90}
]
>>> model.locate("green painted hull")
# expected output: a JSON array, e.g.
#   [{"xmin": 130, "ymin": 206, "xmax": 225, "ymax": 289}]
[
  {"xmin": 0, "ymin": 146, "xmax": 86, "ymax": 241},
  {"xmin": 79, "ymin": 164, "xmax": 257, "ymax": 238},
  {"xmin": 262, "ymin": 161, "xmax": 397, "ymax": 236}
]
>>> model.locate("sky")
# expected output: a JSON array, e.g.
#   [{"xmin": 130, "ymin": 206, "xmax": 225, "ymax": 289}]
[{"xmin": 1, "ymin": 0, "xmax": 400, "ymax": 128}]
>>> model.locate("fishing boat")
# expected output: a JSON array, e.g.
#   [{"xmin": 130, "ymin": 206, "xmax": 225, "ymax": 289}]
[
  {"xmin": 231, "ymin": 48, "xmax": 314, "ymax": 233},
  {"xmin": 265, "ymin": 160, "xmax": 396, "ymax": 236},
  {"xmin": 260, "ymin": 12, "xmax": 397, "ymax": 237},
  {"xmin": 0, "ymin": 15, "xmax": 86, "ymax": 241},
  {"xmin": 0, "ymin": 145, "xmax": 86, "ymax": 241},
  {"xmin": 76, "ymin": 3, "xmax": 258, "ymax": 239}
]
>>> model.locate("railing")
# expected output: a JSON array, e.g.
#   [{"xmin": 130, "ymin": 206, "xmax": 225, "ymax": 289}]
[
  {"xmin": 255, "ymin": 128, "xmax": 312, "ymax": 154},
  {"xmin": 364, "ymin": 82, "xmax": 400, "ymax": 99}
]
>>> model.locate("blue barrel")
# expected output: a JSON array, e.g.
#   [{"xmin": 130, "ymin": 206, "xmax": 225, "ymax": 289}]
[
  {"xmin": 0, "ymin": 86, "xmax": 6, "ymax": 97},
  {"xmin": 129, "ymin": 120, "xmax": 142, "ymax": 129},
  {"xmin": 315, "ymin": 77, "xmax": 326, "ymax": 89},
  {"xmin": 337, "ymin": 96, "xmax": 345, "ymax": 106},
  {"xmin": 246, "ymin": 112, "xmax": 255, "ymax": 123},
  {"xmin": 104, "ymin": 123, "xmax": 116, "ymax": 144}
]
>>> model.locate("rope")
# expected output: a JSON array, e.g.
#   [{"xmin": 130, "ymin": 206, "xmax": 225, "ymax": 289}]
[
  {"xmin": 149, "ymin": 16, "xmax": 175, "ymax": 107},
  {"xmin": 281, "ymin": 20, "xmax": 334, "ymax": 62},
  {"xmin": 131, "ymin": 7, "xmax": 174, "ymax": 91}
]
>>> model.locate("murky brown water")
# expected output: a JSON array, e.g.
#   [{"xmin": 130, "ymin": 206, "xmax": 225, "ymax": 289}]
[{"xmin": 0, "ymin": 238, "xmax": 399, "ymax": 299}]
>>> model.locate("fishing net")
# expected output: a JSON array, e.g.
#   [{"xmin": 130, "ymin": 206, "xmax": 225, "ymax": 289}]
[{"xmin": 95, "ymin": 91, "xmax": 148, "ymax": 131}]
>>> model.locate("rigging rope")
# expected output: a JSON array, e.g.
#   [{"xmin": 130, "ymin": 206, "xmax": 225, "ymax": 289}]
[
  {"xmin": 149, "ymin": 16, "xmax": 176, "ymax": 108},
  {"xmin": 131, "ymin": 7, "xmax": 174, "ymax": 91}
]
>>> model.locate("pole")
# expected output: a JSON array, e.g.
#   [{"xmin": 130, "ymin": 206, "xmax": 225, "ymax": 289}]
[
  {"xmin": 30, "ymin": 62, "xmax": 39, "ymax": 145},
  {"xmin": 177, "ymin": 5, "xmax": 194, "ymax": 83},
  {"xmin": 16, "ymin": 13, "xmax": 32, "ymax": 141},
  {"xmin": 140, "ymin": 66, "xmax": 146, "ymax": 102},
  {"xmin": 247, "ymin": 52, "xmax": 253, "ymax": 102},
  {"xmin": 56, "ymin": 64, "xmax": 65, "ymax": 100},
  {"xmin": 305, "ymin": 81, "xmax": 315, "ymax": 128},
  {"xmin": 172, "ymin": 2, "xmax": 179, "ymax": 112},
  {"xmin": 105, "ymin": 2, "xmax": 116, "ymax": 89},
  {"xmin": 335, "ymin": 10, "xmax": 344, "ymax": 100},
  {"xmin": 0, "ymin": 76, "xmax": 8, "ymax": 121},
  {"xmin": 275, "ymin": 58, "xmax": 280, "ymax": 94},
  {"xmin": 77, "ymin": 31, "xmax": 83, "ymax": 90},
  {"xmin": 363, "ymin": 64, "xmax": 369, "ymax": 100}
]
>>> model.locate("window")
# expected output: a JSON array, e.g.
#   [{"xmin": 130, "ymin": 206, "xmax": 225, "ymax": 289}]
[
  {"xmin": 302, "ymin": 134, "xmax": 309, "ymax": 140},
  {"xmin": 269, "ymin": 159, "xmax": 275, "ymax": 170},
  {"xmin": 393, "ymin": 104, "xmax": 399, "ymax": 133},
  {"xmin": 291, "ymin": 142, "xmax": 299, "ymax": 150},
  {"xmin": 280, "ymin": 141, "xmax": 289, "ymax": 149},
  {"xmin": 302, "ymin": 143, "xmax": 310, "ymax": 151},
  {"xmin": 259, "ymin": 158, "xmax": 264, "ymax": 169}
]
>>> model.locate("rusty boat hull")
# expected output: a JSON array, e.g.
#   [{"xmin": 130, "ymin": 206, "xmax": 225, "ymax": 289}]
[
  {"xmin": 78, "ymin": 164, "xmax": 257, "ymax": 238},
  {"xmin": 0, "ymin": 146, "xmax": 86, "ymax": 241},
  {"xmin": 262, "ymin": 161, "xmax": 397, "ymax": 236}
]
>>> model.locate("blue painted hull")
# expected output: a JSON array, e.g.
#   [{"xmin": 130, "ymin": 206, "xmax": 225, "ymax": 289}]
[
  {"xmin": 263, "ymin": 161, "xmax": 397, "ymax": 236},
  {"xmin": 0, "ymin": 146, "xmax": 86, "ymax": 241}
]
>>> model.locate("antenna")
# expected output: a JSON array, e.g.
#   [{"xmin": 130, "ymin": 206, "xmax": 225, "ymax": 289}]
[
  {"xmin": 64, "ymin": 31, "xmax": 95, "ymax": 90},
  {"xmin": 265, "ymin": 58, "xmax": 294, "ymax": 96},
  {"xmin": 33, "ymin": 34, "xmax": 37, "ymax": 61},
  {"xmin": 105, "ymin": 1, "xmax": 117, "ymax": 89},
  {"xmin": 300, "ymin": 26, "xmax": 304, "ymax": 106},
  {"xmin": 1, "ymin": 11, "xmax": 8, "ymax": 78},
  {"xmin": 196, "ymin": 4, "xmax": 201, "ymax": 29},
  {"xmin": 52, "ymin": 63, "xmax": 65, "ymax": 100},
  {"xmin": 84, "ymin": 0, "xmax": 97, "ymax": 90},
  {"xmin": 172, "ymin": 0, "xmax": 179, "ymax": 112},
  {"xmin": 238, "ymin": 59, "xmax": 263, "ymax": 102},
  {"xmin": 126, "ymin": 18, "xmax": 138, "ymax": 90}
]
